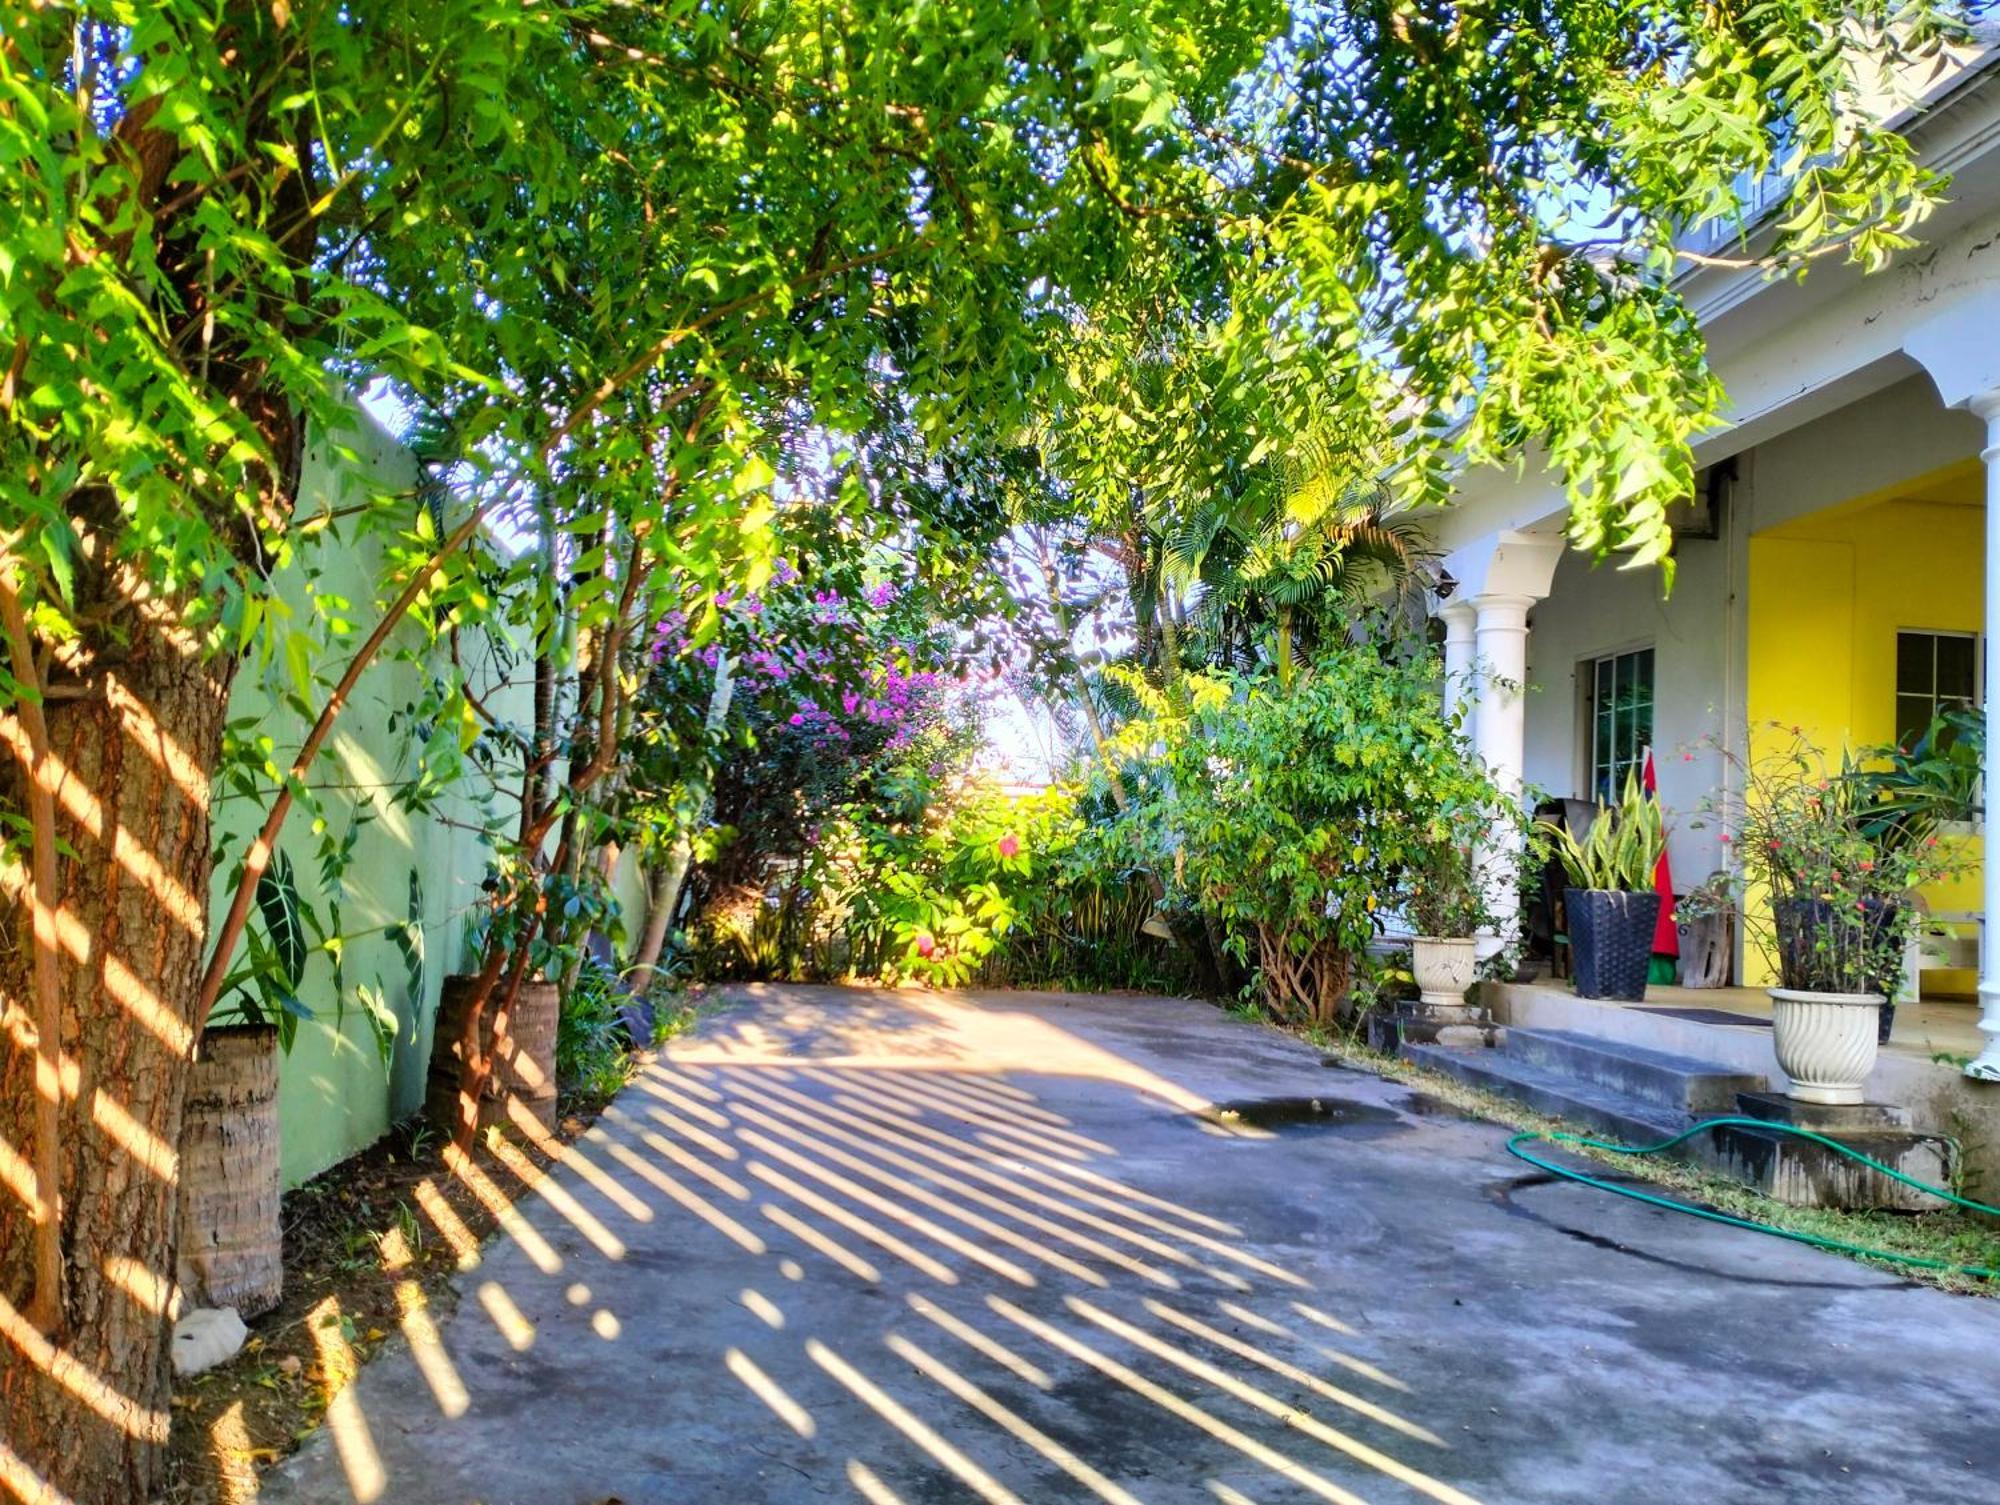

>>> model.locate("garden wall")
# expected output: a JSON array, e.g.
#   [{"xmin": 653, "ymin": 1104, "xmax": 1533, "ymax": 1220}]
[{"xmin": 205, "ymin": 413, "xmax": 532, "ymax": 1188}]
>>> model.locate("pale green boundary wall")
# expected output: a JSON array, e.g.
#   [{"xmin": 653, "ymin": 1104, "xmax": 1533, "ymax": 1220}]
[{"xmin": 204, "ymin": 413, "xmax": 532, "ymax": 1188}]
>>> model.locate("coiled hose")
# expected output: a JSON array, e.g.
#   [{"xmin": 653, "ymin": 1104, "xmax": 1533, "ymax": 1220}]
[{"xmin": 1506, "ymin": 1116, "xmax": 2000, "ymax": 1280}]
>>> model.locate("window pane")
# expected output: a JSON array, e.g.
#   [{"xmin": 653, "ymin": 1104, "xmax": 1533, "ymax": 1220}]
[
  {"xmin": 1896, "ymin": 632, "xmax": 1933, "ymax": 695},
  {"xmin": 1936, "ymin": 634, "xmax": 1975, "ymax": 702},
  {"xmin": 1897, "ymin": 694, "xmax": 1936, "ymax": 748}
]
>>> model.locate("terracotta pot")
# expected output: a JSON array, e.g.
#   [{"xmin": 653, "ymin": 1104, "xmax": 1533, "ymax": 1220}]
[
  {"xmin": 1410, "ymin": 937, "xmax": 1478, "ymax": 1008},
  {"xmin": 1769, "ymin": 987, "xmax": 1884, "ymax": 1105}
]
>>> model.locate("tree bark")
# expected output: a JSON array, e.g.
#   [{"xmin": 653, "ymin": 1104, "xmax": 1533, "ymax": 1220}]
[
  {"xmin": 0, "ymin": 564, "xmax": 238, "ymax": 1503},
  {"xmin": 629, "ymin": 650, "xmax": 734, "ymax": 994}
]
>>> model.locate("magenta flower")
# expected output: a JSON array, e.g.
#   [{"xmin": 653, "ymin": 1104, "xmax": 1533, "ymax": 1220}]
[
  {"xmin": 997, "ymin": 833, "xmax": 1020, "ymax": 859},
  {"xmin": 915, "ymin": 931, "xmax": 936, "ymax": 958}
]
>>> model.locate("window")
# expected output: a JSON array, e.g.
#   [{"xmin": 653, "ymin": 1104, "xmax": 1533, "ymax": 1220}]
[
  {"xmin": 1588, "ymin": 648, "xmax": 1654, "ymax": 801},
  {"xmin": 1895, "ymin": 630, "xmax": 1979, "ymax": 748}
]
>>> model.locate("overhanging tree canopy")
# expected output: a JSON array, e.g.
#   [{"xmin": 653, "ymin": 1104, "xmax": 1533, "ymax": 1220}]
[{"xmin": 0, "ymin": 1, "xmax": 1972, "ymax": 1500}]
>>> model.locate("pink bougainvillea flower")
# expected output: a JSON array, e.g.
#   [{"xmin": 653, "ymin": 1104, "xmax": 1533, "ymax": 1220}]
[
  {"xmin": 915, "ymin": 931, "xmax": 936, "ymax": 958},
  {"xmin": 997, "ymin": 833, "xmax": 1020, "ymax": 859}
]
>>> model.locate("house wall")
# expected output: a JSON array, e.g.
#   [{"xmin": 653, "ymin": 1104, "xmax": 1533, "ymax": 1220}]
[
  {"xmin": 1744, "ymin": 495, "xmax": 1986, "ymax": 985},
  {"xmin": 207, "ymin": 416, "xmax": 532, "ymax": 1188},
  {"xmin": 1520, "ymin": 533, "xmax": 1732, "ymax": 888},
  {"xmin": 1519, "ymin": 376, "xmax": 1987, "ymax": 978}
]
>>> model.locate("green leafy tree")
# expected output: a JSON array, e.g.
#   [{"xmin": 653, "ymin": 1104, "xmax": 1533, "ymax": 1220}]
[
  {"xmin": 0, "ymin": 2, "xmax": 1285, "ymax": 1494},
  {"xmin": 0, "ymin": 1, "xmax": 1969, "ymax": 1495}
]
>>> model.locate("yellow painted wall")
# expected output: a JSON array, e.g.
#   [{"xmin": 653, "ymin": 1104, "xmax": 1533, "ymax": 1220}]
[{"xmin": 1745, "ymin": 496, "xmax": 1984, "ymax": 985}]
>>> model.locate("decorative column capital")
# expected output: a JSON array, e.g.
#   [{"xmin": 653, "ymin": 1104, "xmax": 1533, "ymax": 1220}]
[
  {"xmin": 1968, "ymin": 389, "xmax": 2000, "ymax": 452},
  {"xmin": 1437, "ymin": 599, "xmax": 1478, "ymax": 640},
  {"xmin": 1469, "ymin": 591, "xmax": 1538, "ymax": 633}
]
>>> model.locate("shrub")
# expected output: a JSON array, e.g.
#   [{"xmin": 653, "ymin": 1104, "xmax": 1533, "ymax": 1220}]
[
  {"xmin": 1116, "ymin": 645, "xmax": 1508, "ymax": 1025},
  {"xmin": 1703, "ymin": 726, "xmax": 1963, "ymax": 995},
  {"xmin": 556, "ymin": 963, "xmax": 634, "ymax": 1107}
]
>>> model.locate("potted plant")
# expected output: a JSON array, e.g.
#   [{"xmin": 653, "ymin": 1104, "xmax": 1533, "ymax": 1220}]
[
  {"xmin": 1402, "ymin": 815, "xmax": 1488, "ymax": 1010},
  {"xmin": 1542, "ymin": 770, "xmax": 1668, "ymax": 1002},
  {"xmin": 1728, "ymin": 728, "xmax": 1959, "ymax": 1103}
]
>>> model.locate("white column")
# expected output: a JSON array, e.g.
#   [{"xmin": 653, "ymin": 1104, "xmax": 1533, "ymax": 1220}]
[
  {"xmin": 1439, "ymin": 600, "xmax": 1477, "ymax": 729},
  {"xmin": 1969, "ymin": 394, "xmax": 2000, "ymax": 1081},
  {"xmin": 1470, "ymin": 592, "xmax": 1537, "ymax": 957}
]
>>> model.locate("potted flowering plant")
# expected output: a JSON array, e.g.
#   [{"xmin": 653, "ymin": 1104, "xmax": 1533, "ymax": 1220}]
[
  {"xmin": 1541, "ymin": 770, "xmax": 1669, "ymax": 1001},
  {"xmin": 1401, "ymin": 811, "xmax": 1490, "ymax": 1010},
  {"xmin": 1725, "ymin": 728, "xmax": 1958, "ymax": 1103}
]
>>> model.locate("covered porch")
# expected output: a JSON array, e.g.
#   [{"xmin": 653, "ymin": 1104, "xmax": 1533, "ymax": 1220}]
[{"xmin": 1439, "ymin": 329, "xmax": 2000, "ymax": 1089}]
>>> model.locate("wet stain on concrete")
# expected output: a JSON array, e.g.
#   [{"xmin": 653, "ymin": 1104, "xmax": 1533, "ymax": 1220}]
[{"xmin": 1198, "ymin": 1095, "xmax": 1407, "ymax": 1137}]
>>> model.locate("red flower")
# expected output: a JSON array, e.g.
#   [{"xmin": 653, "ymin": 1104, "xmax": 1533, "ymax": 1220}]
[
  {"xmin": 915, "ymin": 931, "xmax": 936, "ymax": 958},
  {"xmin": 997, "ymin": 833, "xmax": 1020, "ymax": 859}
]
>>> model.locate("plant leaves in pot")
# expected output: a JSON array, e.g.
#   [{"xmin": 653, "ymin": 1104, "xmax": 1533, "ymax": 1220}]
[
  {"xmin": 1721, "ymin": 725, "xmax": 1965, "ymax": 1104},
  {"xmin": 1542, "ymin": 771, "xmax": 1667, "ymax": 1003},
  {"xmin": 1402, "ymin": 806, "xmax": 1489, "ymax": 1010}
]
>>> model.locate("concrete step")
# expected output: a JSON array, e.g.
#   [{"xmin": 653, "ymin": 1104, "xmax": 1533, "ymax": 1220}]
[
  {"xmin": 1499, "ymin": 1028, "xmax": 1768, "ymax": 1114},
  {"xmin": 1403, "ymin": 1042, "xmax": 1686, "ymax": 1147}
]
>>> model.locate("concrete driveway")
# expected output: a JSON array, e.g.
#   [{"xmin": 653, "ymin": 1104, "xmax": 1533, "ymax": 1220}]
[{"xmin": 263, "ymin": 985, "xmax": 2000, "ymax": 1505}]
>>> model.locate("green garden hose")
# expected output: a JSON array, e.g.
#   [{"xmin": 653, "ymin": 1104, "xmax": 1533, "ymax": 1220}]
[{"xmin": 1505, "ymin": 1116, "xmax": 2000, "ymax": 1280}]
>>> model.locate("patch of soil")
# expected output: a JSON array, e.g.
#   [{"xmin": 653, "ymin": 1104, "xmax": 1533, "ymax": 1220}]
[{"xmin": 160, "ymin": 1104, "xmax": 602, "ymax": 1503}]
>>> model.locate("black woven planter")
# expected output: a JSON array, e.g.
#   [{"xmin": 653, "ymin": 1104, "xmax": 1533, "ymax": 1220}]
[
  {"xmin": 1565, "ymin": 888, "xmax": 1661, "ymax": 1002},
  {"xmin": 1773, "ymin": 895, "xmax": 1906, "ymax": 1044}
]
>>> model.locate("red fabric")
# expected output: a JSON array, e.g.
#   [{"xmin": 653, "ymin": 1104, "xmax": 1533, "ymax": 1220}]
[{"xmin": 1642, "ymin": 747, "xmax": 1678, "ymax": 957}]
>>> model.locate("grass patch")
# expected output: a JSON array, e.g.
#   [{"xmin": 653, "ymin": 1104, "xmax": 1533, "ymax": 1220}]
[{"xmin": 1324, "ymin": 1033, "xmax": 2000, "ymax": 1295}]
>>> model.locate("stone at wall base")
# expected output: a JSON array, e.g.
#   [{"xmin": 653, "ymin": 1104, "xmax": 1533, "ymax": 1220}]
[
  {"xmin": 1690, "ymin": 1090, "xmax": 1956, "ymax": 1212},
  {"xmin": 172, "ymin": 1307, "xmax": 248, "ymax": 1377}
]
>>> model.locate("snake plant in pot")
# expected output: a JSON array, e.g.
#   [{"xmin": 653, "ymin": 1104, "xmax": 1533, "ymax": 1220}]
[{"xmin": 1543, "ymin": 772, "xmax": 1669, "ymax": 1002}]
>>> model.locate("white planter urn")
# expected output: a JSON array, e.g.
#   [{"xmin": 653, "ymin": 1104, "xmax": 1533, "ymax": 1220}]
[
  {"xmin": 1411, "ymin": 937, "xmax": 1478, "ymax": 1009},
  {"xmin": 1768, "ymin": 988, "xmax": 1884, "ymax": 1105}
]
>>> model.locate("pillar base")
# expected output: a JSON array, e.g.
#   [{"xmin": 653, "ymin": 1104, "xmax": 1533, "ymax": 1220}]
[{"xmin": 1966, "ymin": 982, "xmax": 2000, "ymax": 1082}]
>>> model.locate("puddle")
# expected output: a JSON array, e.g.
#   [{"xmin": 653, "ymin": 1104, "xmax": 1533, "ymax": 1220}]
[{"xmin": 1198, "ymin": 1096, "xmax": 1407, "ymax": 1137}]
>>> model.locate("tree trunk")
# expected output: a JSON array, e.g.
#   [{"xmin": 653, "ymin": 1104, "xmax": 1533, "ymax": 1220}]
[
  {"xmin": 629, "ymin": 650, "xmax": 734, "ymax": 993},
  {"xmin": 0, "ymin": 574, "xmax": 238, "ymax": 1502}
]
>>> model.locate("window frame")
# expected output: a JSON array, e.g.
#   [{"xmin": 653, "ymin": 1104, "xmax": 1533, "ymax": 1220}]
[
  {"xmin": 1894, "ymin": 627, "xmax": 1981, "ymax": 752},
  {"xmin": 1583, "ymin": 644, "xmax": 1656, "ymax": 803}
]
